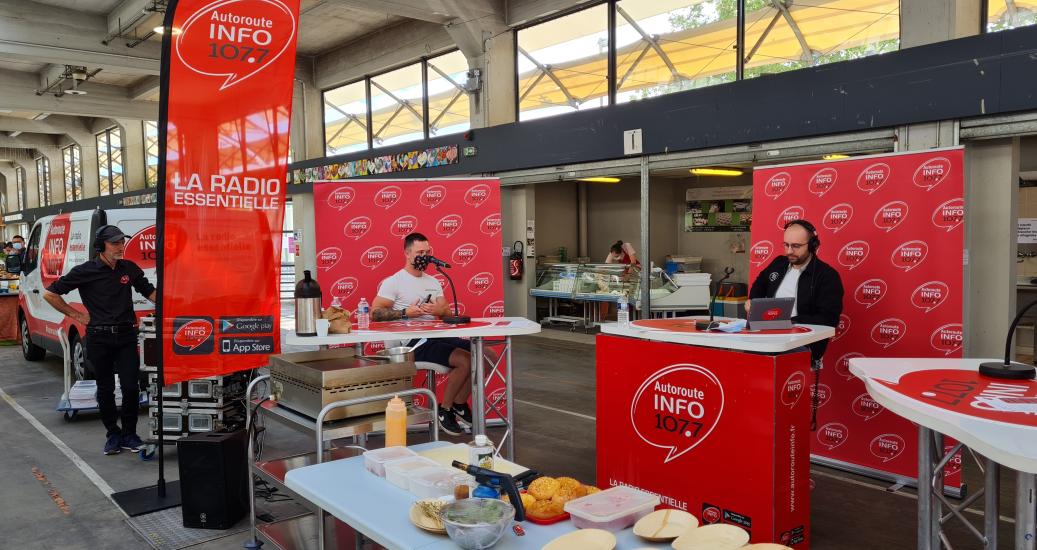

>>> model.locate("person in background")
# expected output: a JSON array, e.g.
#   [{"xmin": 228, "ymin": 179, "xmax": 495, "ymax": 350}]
[
  {"xmin": 604, "ymin": 240, "xmax": 639, "ymax": 266},
  {"xmin": 10, "ymin": 235, "xmax": 24, "ymax": 255},
  {"xmin": 43, "ymin": 225, "xmax": 156, "ymax": 455},
  {"xmin": 370, "ymin": 232, "xmax": 473, "ymax": 436},
  {"xmin": 2, "ymin": 242, "xmax": 12, "ymax": 256}
]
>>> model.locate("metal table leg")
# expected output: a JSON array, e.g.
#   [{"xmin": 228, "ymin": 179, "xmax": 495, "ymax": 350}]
[
  {"xmin": 505, "ymin": 336, "xmax": 515, "ymax": 460},
  {"xmin": 932, "ymin": 432, "xmax": 944, "ymax": 550},
  {"xmin": 985, "ymin": 456, "xmax": 999, "ymax": 549},
  {"xmin": 918, "ymin": 426, "xmax": 934, "ymax": 550},
  {"xmin": 1017, "ymin": 471, "xmax": 1036, "ymax": 550},
  {"xmin": 471, "ymin": 336, "xmax": 487, "ymax": 435}
]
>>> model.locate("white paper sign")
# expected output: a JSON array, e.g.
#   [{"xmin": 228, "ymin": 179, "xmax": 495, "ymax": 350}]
[{"xmin": 1020, "ymin": 218, "xmax": 1037, "ymax": 243}]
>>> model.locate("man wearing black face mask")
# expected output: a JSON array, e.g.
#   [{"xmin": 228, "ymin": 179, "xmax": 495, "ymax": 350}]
[
  {"xmin": 370, "ymin": 232, "xmax": 473, "ymax": 436},
  {"xmin": 43, "ymin": 225, "xmax": 156, "ymax": 455}
]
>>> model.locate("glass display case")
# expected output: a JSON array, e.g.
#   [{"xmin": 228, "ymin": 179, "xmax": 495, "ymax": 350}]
[
  {"xmin": 529, "ymin": 263, "xmax": 580, "ymax": 298},
  {"xmin": 572, "ymin": 264, "xmax": 679, "ymax": 303}
]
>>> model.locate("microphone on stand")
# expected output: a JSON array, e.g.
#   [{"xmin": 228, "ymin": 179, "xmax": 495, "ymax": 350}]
[
  {"xmin": 979, "ymin": 298, "xmax": 1037, "ymax": 380},
  {"xmin": 696, "ymin": 267, "xmax": 736, "ymax": 331},
  {"xmin": 414, "ymin": 255, "xmax": 470, "ymax": 325}
]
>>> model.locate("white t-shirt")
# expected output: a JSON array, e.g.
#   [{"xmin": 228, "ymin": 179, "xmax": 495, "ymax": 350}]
[
  {"xmin": 376, "ymin": 269, "xmax": 445, "ymax": 320},
  {"xmin": 774, "ymin": 261, "xmax": 808, "ymax": 317}
]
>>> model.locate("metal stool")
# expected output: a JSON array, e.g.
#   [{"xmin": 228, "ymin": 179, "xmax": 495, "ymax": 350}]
[{"xmin": 416, "ymin": 361, "xmax": 451, "ymax": 393}]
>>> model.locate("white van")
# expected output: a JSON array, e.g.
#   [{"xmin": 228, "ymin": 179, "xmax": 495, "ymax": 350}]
[{"xmin": 18, "ymin": 208, "xmax": 156, "ymax": 380}]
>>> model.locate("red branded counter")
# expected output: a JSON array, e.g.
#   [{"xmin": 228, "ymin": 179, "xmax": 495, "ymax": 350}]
[
  {"xmin": 0, "ymin": 294, "xmax": 19, "ymax": 342},
  {"xmin": 596, "ymin": 317, "xmax": 834, "ymax": 548}
]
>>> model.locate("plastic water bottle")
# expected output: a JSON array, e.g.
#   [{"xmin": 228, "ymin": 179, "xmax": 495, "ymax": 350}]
[
  {"xmin": 617, "ymin": 295, "xmax": 630, "ymax": 327},
  {"xmin": 357, "ymin": 297, "xmax": 370, "ymax": 330}
]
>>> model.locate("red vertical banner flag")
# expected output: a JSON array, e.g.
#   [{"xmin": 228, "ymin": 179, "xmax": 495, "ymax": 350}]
[
  {"xmin": 751, "ymin": 148, "xmax": 965, "ymax": 488},
  {"xmin": 158, "ymin": 0, "xmax": 299, "ymax": 384}
]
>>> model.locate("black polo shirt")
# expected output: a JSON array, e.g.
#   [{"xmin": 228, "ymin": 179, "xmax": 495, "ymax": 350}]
[{"xmin": 47, "ymin": 258, "xmax": 156, "ymax": 326}]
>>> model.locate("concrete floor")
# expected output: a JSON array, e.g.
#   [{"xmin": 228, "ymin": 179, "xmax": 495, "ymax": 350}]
[{"xmin": 0, "ymin": 329, "xmax": 1023, "ymax": 549}]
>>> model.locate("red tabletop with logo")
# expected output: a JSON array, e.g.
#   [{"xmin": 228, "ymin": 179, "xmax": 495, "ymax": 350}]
[{"xmin": 597, "ymin": 319, "xmax": 834, "ymax": 548}]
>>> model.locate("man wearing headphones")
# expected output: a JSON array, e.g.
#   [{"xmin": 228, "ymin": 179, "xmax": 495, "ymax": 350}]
[
  {"xmin": 748, "ymin": 220, "xmax": 843, "ymax": 357},
  {"xmin": 44, "ymin": 225, "xmax": 156, "ymax": 455},
  {"xmin": 747, "ymin": 220, "xmax": 843, "ymax": 429}
]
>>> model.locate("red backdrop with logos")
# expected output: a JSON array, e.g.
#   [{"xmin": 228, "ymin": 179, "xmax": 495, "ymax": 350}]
[
  {"xmin": 158, "ymin": 0, "xmax": 297, "ymax": 384},
  {"xmin": 312, "ymin": 178, "xmax": 506, "ymax": 418},
  {"xmin": 750, "ymin": 148, "xmax": 965, "ymax": 486}
]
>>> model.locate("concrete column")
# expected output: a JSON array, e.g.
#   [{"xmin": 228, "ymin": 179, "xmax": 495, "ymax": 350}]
[
  {"xmin": 446, "ymin": 16, "xmax": 516, "ymax": 128},
  {"xmin": 501, "ymin": 184, "xmax": 535, "ymax": 319},
  {"xmin": 291, "ymin": 192, "xmax": 317, "ymax": 281},
  {"xmin": 118, "ymin": 119, "xmax": 146, "ymax": 192},
  {"xmin": 293, "ymin": 61, "xmax": 325, "ymax": 160},
  {"xmin": 45, "ymin": 147, "xmax": 63, "ymax": 206},
  {"xmin": 964, "ymin": 138, "xmax": 1019, "ymax": 357},
  {"xmin": 900, "ymin": 0, "xmax": 982, "ymax": 49},
  {"xmin": 18, "ymin": 158, "xmax": 39, "ymax": 209},
  {"xmin": 78, "ymin": 135, "xmax": 101, "ymax": 199}
]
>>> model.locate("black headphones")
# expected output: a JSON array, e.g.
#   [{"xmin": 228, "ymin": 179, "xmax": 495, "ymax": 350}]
[
  {"xmin": 785, "ymin": 219, "xmax": 820, "ymax": 254},
  {"xmin": 93, "ymin": 225, "xmax": 117, "ymax": 253}
]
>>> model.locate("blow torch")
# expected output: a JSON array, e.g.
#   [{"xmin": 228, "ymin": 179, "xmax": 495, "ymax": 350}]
[{"xmin": 451, "ymin": 460, "xmax": 526, "ymax": 521}]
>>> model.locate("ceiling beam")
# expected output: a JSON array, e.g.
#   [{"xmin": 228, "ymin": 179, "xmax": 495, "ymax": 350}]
[
  {"xmin": 0, "ymin": 69, "xmax": 158, "ymax": 120},
  {"xmin": 0, "ymin": 115, "xmax": 93, "ymax": 137},
  {"xmin": 315, "ymin": 19, "xmax": 453, "ymax": 90},
  {"xmin": 129, "ymin": 75, "xmax": 161, "ymax": 100},
  {"xmin": 0, "ymin": 0, "xmax": 160, "ymax": 75},
  {"xmin": 328, "ymin": 0, "xmax": 452, "ymax": 24},
  {"xmin": 107, "ymin": 0, "xmax": 155, "ymax": 36},
  {"xmin": 507, "ymin": 0, "xmax": 596, "ymax": 26}
]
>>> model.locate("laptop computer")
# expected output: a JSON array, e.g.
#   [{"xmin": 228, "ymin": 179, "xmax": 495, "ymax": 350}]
[{"xmin": 747, "ymin": 297, "xmax": 796, "ymax": 330}]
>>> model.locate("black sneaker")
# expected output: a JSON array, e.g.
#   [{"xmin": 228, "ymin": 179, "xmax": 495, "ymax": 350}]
[
  {"xmin": 451, "ymin": 403, "xmax": 473, "ymax": 426},
  {"xmin": 103, "ymin": 434, "xmax": 122, "ymax": 455},
  {"xmin": 437, "ymin": 407, "xmax": 464, "ymax": 436},
  {"xmin": 121, "ymin": 433, "xmax": 144, "ymax": 452}
]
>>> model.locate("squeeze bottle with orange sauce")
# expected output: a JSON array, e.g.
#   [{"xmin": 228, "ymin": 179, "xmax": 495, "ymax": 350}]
[{"xmin": 385, "ymin": 395, "xmax": 407, "ymax": 447}]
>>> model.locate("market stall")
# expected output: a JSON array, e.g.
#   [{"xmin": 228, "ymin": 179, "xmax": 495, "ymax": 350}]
[
  {"xmin": 596, "ymin": 317, "xmax": 835, "ymax": 548},
  {"xmin": 530, "ymin": 263, "xmax": 709, "ymax": 329},
  {"xmin": 0, "ymin": 275, "xmax": 19, "ymax": 342}
]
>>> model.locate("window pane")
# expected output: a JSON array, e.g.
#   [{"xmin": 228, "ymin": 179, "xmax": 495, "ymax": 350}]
[
  {"xmin": 988, "ymin": 0, "xmax": 1037, "ymax": 32},
  {"xmin": 144, "ymin": 121, "xmax": 160, "ymax": 187},
  {"xmin": 518, "ymin": 4, "xmax": 610, "ymax": 121},
  {"xmin": 615, "ymin": 1, "xmax": 737, "ymax": 104},
  {"xmin": 15, "ymin": 167, "xmax": 23, "ymax": 210},
  {"xmin": 744, "ymin": 0, "xmax": 899, "ymax": 79},
  {"xmin": 324, "ymin": 81, "xmax": 369, "ymax": 156},
  {"xmin": 110, "ymin": 130, "xmax": 124, "ymax": 194},
  {"xmin": 427, "ymin": 50, "xmax": 471, "ymax": 136},
  {"xmin": 370, "ymin": 62, "xmax": 425, "ymax": 147},
  {"xmin": 36, "ymin": 157, "xmax": 50, "ymax": 207},
  {"xmin": 97, "ymin": 132, "xmax": 111, "ymax": 196}
]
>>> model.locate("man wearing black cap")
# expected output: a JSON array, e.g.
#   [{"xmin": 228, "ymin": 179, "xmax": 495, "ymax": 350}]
[{"xmin": 44, "ymin": 225, "xmax": 156, "ymax": 455}]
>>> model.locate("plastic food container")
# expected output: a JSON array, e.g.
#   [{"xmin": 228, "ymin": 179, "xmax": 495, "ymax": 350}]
[
  {"xmin": 363, "ymin": 446, "xmax": 417, "ymax": 477},
  {"xmin": 407, "ymin": 466, "xmax": 473, "ymax": 499},
  {"xmin": 385, "ymin": 456, "xmax": 438, "ymax": 489},
  {"xmin": 564, "ymin": 486, "xmax": 659, "ymax": 531}
]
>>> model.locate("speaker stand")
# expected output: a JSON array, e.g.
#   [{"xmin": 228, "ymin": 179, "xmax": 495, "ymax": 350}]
[{"xmin": 112, "ymin": 480, "xmax": 182, "ymax": 517}]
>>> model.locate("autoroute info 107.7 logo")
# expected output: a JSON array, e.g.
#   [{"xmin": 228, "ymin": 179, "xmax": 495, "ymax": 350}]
[{"xmin": 630, "ymin": 364, "xmax": 725, "ymax": 463}]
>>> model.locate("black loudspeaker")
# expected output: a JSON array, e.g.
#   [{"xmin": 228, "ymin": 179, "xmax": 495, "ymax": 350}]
[{"xmin": 177, "ymin": 430, "xmax": 248, "ymax": 529}]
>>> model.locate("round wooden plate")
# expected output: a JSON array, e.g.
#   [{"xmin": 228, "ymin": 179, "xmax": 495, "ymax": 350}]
[
  {"xmin": 542, "ymin": 528, "xmax": 617, "ymax": 550},
  {"xmin": 633, "ymin": 509, "xmax": 699, "ymax": 541},
  {"xmin": 409, "ymin": 503, "xmax": 446, "ymax": 534},
  {"xmin": 672, "ymin": 524, "xmax": 750, "ymax": 550}
]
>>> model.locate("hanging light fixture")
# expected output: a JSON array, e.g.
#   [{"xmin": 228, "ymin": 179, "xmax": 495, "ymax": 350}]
[
  {"xmin": 576, "ymin": 177, "xmax": 621, "ymax": 183},
  {"xmin": 689, "ymin": 167, "xmax": 744, "ymax": 177}
]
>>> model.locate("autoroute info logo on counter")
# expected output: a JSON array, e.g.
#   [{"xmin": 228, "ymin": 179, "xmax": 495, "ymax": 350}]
[{"xmin": 630, "ymin": 364, "xmax": 725, "ymax": 463}]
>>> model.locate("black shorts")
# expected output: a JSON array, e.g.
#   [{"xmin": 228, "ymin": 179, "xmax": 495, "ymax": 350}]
[{"xmin": 409, "ymin": 337, "xmax": 470, "ymax": 366}]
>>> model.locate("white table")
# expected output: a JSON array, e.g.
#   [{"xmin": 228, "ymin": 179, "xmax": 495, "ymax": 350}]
[
  {"xmin": 601, "ymin": 316, "xmax": 835, "ymax": 353},
  {"xmin": 850, "ymin": 357, "xmax": 1037, "ymax": 550},
  {"xmin": 285, "ymin": 441, "xmax": 671, "ymax": 550},
  {"xmin": 284, "ymin": 317, "xmax": 541, "ymax": 458}
]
